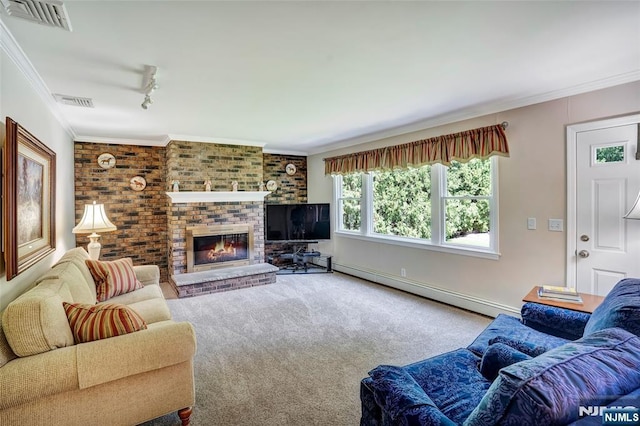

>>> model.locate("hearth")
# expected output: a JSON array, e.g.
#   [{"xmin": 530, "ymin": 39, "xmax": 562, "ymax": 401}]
[{"xmin": 186, "ymin": 225, "xmax": 253, "ymax": 272}]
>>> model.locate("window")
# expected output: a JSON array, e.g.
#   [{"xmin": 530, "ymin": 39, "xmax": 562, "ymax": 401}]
[
  {"xmin": 372, "ymin": 166, "xmax": 432, "ymax": 239},
  {"xmin": 594, "ymin": 144, "xmax": 625, "ymax": 164},
  {"xmin": 335, "ymin": 158, "xmax": 498, "ymax": 258},
  {"xmin": 443, "ymin": 159, "xmax": 492, "ymax": 248},
  {"xmin": 338, "ymin": 173, "xmax": 362, "ymax": 231}
]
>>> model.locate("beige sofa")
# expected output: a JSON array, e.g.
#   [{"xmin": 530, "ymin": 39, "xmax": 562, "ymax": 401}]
[{"xmin": 0, "ymin": 248, "xmax": 196, "ymax": 425}]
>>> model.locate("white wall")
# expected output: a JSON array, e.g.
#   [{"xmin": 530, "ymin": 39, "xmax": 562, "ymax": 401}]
[
  {"xmin": 308, "ymin": 81, "xmax": 640, "ymax": 315},
  {"xmin": 0, "ymin": 48, "xmax": 76, "ymax": 312}
]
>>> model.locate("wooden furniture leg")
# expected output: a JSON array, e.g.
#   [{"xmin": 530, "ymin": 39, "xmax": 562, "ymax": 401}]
[{"xmin": 178, "ymin": 407, "xmax": 192, "ymax": 426}]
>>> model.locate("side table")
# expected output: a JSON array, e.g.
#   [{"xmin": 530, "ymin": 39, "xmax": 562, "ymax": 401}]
[{"xmin": 522, "ymin": 286, "xmax": 605, "ymax": 314}]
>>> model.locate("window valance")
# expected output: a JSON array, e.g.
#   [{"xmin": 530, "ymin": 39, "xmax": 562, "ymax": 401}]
[{"xmin": 324, "ymin": 123, "xmax": 509, "ymax": 175}]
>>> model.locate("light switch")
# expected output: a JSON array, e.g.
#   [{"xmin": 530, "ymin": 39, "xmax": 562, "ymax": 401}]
[
  {"xmin": 527, "ymin": 218, "xmax": 536, "ymax": 230},
  {"xmin": 548, "ymin": 219, "xmax": 564, "ymax": 232}
]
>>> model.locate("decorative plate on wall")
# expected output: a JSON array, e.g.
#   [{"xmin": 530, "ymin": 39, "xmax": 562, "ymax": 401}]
[
  {"xmin": 97, "ymin": 153, "xmax": 116, "ymax": 169},
  {"xmin": 266, "ymin": 180, "xmax": 277, "ymax": 191},
  {"xmin": 129, "ymin": 176, "xmax": 146, "ymax": 191},
  {"xmin": 285, "ymin": 163, "xmax": 296, "ymax": 175}
]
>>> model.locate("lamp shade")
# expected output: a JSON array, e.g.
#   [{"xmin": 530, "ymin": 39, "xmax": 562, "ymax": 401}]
[
  {"xmin": 72, "ymin": 202, "xmax": 117, "ymax": 234},
  {"xmin": 624, "ymin": 191, "xmax": 640, "ymax": 220}
]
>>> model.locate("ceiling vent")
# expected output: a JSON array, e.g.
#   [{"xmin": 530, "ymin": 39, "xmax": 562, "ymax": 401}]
[
  {"xmin": 1, "ymin": 0, "xmax": 72, "ymax": 31},
  {"xmin": 54, "ymin": 94, "xmax": 93, "ymax": 108}
]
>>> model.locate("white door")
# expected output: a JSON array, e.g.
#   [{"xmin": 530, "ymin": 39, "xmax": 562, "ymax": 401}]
[{"xmin": 574, "ymin": 124, "xmax": 640, "ymax": 296}]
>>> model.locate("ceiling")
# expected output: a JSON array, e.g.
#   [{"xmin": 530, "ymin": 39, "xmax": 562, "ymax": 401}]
[{"xmin": 1, "ymin": 1, "xmax": 639, "ymax": 155}]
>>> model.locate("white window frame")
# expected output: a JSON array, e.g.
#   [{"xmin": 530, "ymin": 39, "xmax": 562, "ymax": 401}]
[{"xmin": 333, "ymin": 157, "xmax": 500, "ymax": 260}]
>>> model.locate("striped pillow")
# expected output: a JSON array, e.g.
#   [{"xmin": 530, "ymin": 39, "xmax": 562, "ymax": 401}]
[
  {"xmin": 63, "ymin": 302, "xmax": 147, "ymax": 344},
  {"xmin": 85, "ymin": 258, "xmax": 143, "ymax": 302}
]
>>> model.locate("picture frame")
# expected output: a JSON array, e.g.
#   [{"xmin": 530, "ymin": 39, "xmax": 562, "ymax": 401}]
[{"xmin": 4, "ymin": 117, "xmax": 56, "ymax": 280}]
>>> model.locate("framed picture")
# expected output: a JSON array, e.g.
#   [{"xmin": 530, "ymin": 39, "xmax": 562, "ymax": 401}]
[{"xmin": 4, "ymin": 117, "xmax": 56, "ymax": 280}]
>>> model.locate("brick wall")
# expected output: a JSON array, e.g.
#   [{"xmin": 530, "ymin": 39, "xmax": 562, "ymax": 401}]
[
  {"xmin": 74, "ymin": 142, "xmax": 168, "ymax": 281},
  {"xmin": 262, "ymin": 154, "xmax": 308, "ymax": 262},
  {"xmin": 166, "ymin": 141, "xmax": 266, "ymax": 276},
  {"xmin": 74, "ymin": 142, "xmax": 308, "ymax": 279},
  {"xmin": 166, "ymin": 141, "xmax": 264, "ymax": 192}
]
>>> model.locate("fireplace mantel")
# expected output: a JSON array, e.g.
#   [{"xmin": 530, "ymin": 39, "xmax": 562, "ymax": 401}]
[{"xmin": 166, "ymin": 191, "xmax": 271, "ymax": 203}]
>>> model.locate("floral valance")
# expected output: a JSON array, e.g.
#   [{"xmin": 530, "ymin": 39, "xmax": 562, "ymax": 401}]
[{"xmin": 324, "ymin": 124, "xmax": 509, "ymax": 175}]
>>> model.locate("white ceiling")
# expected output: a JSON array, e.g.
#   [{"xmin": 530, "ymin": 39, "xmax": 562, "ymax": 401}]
[{"xmin": 2, "ymin": 1, "xmax": 639, "ymax": 154}]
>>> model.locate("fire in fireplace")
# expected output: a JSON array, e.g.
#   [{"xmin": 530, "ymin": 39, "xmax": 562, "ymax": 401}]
[{"xmin": 186, "ymin": 225, "xmax": 253, "ymax": 272}]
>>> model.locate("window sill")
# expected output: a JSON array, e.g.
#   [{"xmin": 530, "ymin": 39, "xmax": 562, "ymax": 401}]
[{"xmin": 334, "ymin": 231, "xmax": 501, "ymax": 260}]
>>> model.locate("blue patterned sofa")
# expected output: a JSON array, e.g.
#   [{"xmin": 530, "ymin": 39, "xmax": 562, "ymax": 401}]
[{"xmin": 361, "ymin": 278, "xmax": 640, "ymax": 426}]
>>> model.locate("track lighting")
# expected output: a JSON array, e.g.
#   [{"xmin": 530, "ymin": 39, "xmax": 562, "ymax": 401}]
[
  {"xmin": 140, "ymin": 65, "xmax": 158, "ymax": 110},
  {"xmin": 141, "ymin": 95, "xmax": 152, "ymax": 110}
]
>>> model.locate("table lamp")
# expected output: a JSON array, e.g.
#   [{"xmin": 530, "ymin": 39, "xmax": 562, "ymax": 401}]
[{"xmin": 72, "ymin": 201, "xmax": 117, "ymax": 259}]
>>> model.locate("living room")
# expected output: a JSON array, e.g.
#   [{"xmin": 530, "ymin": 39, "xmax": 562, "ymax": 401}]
[{"xmin": 1, "ymin": 1, "xmax": 640, "ymax": 425}]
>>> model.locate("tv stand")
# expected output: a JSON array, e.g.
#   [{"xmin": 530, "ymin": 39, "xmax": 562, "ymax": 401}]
[{"xmin": 271, "ymin": 246, "xmax": 332, "ymax": 274}]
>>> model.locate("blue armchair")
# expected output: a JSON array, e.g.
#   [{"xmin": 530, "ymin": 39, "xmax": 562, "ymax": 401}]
[{"xmin": 361, "ymin": 278, "xmax": 640, "ymax": 426}]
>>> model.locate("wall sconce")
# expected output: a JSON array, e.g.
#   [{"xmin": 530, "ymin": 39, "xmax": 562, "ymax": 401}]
[{"xmin": 141, "ymin": 65, "xmax": 158, "ymax": 110}]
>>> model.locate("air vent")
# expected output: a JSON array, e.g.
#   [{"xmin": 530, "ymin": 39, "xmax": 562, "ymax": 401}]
[
  {"xmin": 1, "ymin": 0, "xmax": 72, "ymax": 31},
  {"xmin": 54, "ymin": 94, "xmax": 93, "ymax": 108}
]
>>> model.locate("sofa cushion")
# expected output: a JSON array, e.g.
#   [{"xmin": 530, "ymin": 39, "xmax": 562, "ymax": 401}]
[
  {"xmin": 488, "ymin": 336, "xmax": 547, "ymax": 357},
  {"xmin": 583, "ymin": 278, "xmax": 640, "ymax": 337},
  {"xmin": 464, "ymin": 328, "xmax": 640, "ymax": 426},
  {"xmin": 35, "ymin": 262, "xmax": 95, "ymax": 305},
  {"xmin": 405, "ymin": 348, "xmax": 492, "ymax": 425},
  {"xmin": 2, "ymin": 286, "xmax": 75, "ymax": 357},
  {"xmin": 64, "ymin": 302, "xmax": 147, "ymax": 343},
  {"xmin": 122, "ymin": 298, "xmax": 172, "ymax": 324},
  {"xmin": 53, "ymin": 247, "xmax": 96, "ymax": 301},
  {"xmin": 479, "ymin": 343, "xmax": 531, "ymax": 381},
  {"xmin": 467, "ymin": 314, "xmax": 569, "ymax": 356},
  {"xmin": 86, "ymin": 258, "xmax": 143, "ymax": 302},
  {"xmin": 107, "ymin": 283, "xmax": 164, "ymax": 305}
]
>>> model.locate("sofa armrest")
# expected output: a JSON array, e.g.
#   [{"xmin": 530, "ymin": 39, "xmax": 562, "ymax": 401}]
[
  {"xmin": 521, "ymin": 302, "xmax": 590, "ymax": 340},
  {"xmin": 0, "ymin": 346, "xmax": 79, "ymax": 410},
  {"xmin": 368, "ymin": 365, "xmax": 456, "ymax": 425},
  {"xmin": 133, "ymin": 264, "xmax": 160, "ymax": 286},
  {"xmin": 76, "ymin": 320, "xmax": 196, "ymax": 389}
]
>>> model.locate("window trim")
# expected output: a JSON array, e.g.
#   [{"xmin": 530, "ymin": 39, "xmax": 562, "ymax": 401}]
[{"xmin": 333, "ymin": 157, "xmax": 500, "ymax": 259}]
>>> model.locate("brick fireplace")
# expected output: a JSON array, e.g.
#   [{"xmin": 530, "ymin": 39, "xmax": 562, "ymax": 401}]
[
  {"xmin": 74, "ymin": 139, "xmax": 306, "ymax": 291},
  {"xmin": 165, "ymin": 140, "xmax": 266, "ymax": 276}
]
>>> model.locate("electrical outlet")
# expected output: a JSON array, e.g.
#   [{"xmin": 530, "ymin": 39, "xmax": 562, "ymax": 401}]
[
  {"xmin": 400, "ymin": 268, "xmax": 407, "ymax": 277},
  {"xmin": 527, "ymin": 218, "xmax": 536, "ymax": 230},
  {"xmin": 548, "ymin": 219, "xmax": 564, "ymax": 232}
]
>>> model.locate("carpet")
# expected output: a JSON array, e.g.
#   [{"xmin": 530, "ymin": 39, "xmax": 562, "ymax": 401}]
[{"xmin": 143, "ymin": 272, "xmax": 491, "ymax": 425}]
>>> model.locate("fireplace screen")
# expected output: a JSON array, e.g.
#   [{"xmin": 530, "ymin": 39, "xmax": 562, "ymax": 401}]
[
  {"xmin": 186, "ymin": 225, "xmax": 253, "ymax": 272},
  {"xmin": 194, "ymin": 233, "xmax": 249, "ymax": 266}
]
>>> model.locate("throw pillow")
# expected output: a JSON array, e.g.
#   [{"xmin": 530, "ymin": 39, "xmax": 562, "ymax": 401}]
[
  {"xmin": 488, "ymin": 336, "xmax": 548, "ymax": 357},
  {"xmin": 583, "ymin": 278, "xmax": 640, "ymax": 337},
  {"xmin": 63, "ymin": 302, "xmax": 147, "ymax": 344},
  {"xmin": 479, "ymin": 343, "xmax": 532, "ymax": 381},
  {"xmin": 85, "ymin": 258, "xmax": 143, "ymax": 302}
]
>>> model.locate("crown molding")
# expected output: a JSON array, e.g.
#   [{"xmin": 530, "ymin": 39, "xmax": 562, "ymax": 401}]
[
  {"xmin": 166, "ymin": 134, "xmax": 267, "ymax": 148},
  {"xmin": 74, "ymin": 135, "xmax": 168, "ymax": 146},
  {"xmin": 262, "ymin": 148, "xmax": 308, "ymax": 156},
  {"xmin": 0, "ymin": 17, "xmax": 76, "ymax": 138},
  {"xmin": 307, "ymin": 71, "xmax": 640, "ymax": 156}
]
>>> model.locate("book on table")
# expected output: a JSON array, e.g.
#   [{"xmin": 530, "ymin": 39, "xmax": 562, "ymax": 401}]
[{"xmin": 538, "ymin": 286, "xmax": 583, "ymax": 303}]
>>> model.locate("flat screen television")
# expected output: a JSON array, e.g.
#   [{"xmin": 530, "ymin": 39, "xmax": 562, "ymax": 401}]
[{"xmin": 266, "ymin": 203, "xmax": 331, "ymax": 242}]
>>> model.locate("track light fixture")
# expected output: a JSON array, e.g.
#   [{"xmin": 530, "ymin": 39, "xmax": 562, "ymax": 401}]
[
  {"xmin": 141, "ymin": 65, "xmax": 158, "ymax": 110},
  {"xmin": 141, "ymin": 94, "xmax": 152, "ymax": 110}
]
